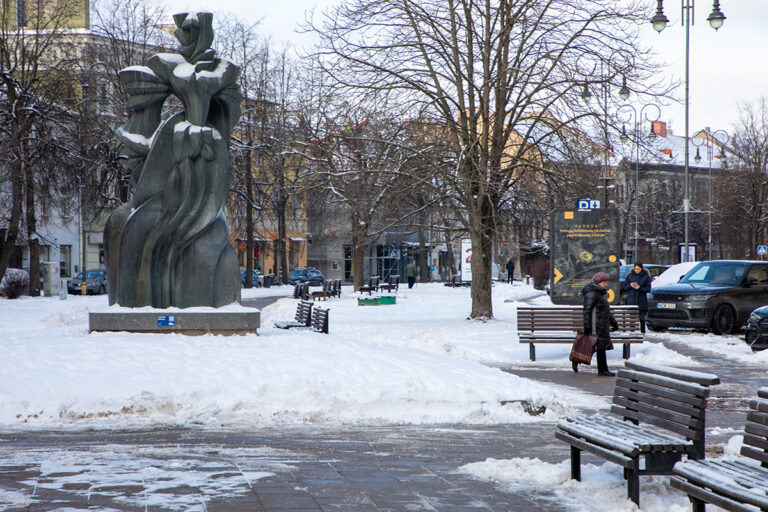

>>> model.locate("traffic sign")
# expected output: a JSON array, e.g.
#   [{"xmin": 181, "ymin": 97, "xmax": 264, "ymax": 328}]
[
  {"xmin": 758, "ymin": 245, "xmax": 767, "ymax": 256},
  {"xmin": 388, "ymin": 249, "xmax": 399, "ymax": 259},
  {"xmin": 577, "ymin": 199, "xmax": 600, "ymax": 210}
]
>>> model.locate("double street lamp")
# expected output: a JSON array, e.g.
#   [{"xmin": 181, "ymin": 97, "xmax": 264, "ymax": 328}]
[
  {"xmin": 650, "ymin": 0, "xmax": 726, "ymax": 262},
  {"xmin": 692, "ymin": 129, "xmax": 729, "ymax": 260}
]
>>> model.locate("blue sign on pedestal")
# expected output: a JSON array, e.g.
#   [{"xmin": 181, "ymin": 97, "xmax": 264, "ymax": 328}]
[
  {"xmin": 758, "ymin": 245, "xmax": 767, "ymax": 256},
  {"xmin": 157, "ymin": 315, "xmax": 176, "ymax": 326},
  {"xmin": 388, "ymin": 249, "xmax": 399, "ymax": 259}
]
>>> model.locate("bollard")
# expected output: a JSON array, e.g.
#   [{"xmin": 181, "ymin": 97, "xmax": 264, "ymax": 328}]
[{"xmin": 525, "ymin": 275, "xmax": 531, "ymax": 285}]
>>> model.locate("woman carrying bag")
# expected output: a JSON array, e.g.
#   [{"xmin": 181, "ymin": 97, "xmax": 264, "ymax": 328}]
[{"xmin": 572, "ymin": 272, "xmax": 619, "ymax": 376}]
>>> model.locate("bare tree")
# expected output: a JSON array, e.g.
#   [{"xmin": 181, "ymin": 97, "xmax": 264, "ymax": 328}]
[{"xmin": 310, "ymin": 0, "xmax": 663, "ymax": 318}]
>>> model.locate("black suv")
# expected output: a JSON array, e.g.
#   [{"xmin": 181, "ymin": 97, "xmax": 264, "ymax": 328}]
[{"xmin": 646, "ymin": 260, "xmax": 768, "ymax": 335}]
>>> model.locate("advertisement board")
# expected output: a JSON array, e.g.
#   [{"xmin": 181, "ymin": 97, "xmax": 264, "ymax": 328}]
[
  {"xmin": 550, "ymin": 208, "xmax": 621, "ymax": 305},
  {"xmin": 460, "ymin": 239, "xmax": 472, "ymax": 282}
]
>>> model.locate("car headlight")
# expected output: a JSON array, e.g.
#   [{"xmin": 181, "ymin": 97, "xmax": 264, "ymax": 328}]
[
  {"xmin": 685, "ymin": 294, "xmax": 710, "ymax": 302},
  {"xmin": 749, "ymin": 312, "xmax": 762, "ymax": 323}
]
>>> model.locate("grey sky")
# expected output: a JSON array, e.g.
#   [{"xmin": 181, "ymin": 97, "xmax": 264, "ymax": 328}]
[{"xmin": 156, "ymin": 0, "xmax": 767, "ymax": 136}]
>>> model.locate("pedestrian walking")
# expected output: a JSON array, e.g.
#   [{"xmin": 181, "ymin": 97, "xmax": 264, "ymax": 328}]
[
  {"xmin": 405, "ymin": 260, "xmax": 418, "ymax": 289},
  {"xmin": 505, "ymin": 258, "xmax": 515, "ymax": 284},
  {"xmin": 575, "ymin": 272, "xmax": 618, "ymax": 376},
  {"xmin": 623, "ymin": 262, "xmax": 651, "ymax": 334}
]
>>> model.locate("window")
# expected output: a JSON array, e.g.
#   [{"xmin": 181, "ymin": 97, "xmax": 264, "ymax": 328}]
[
  {"xmin": 60, "ymin": 245, "xmax": 72, "ymax": 277},
  {"xmin": 746, "ymin": 265, "xmax": 768, "ymax": 285},
  {"xmin": 17, "ymin": 0, "xmax": 26, "ymax": 26}
]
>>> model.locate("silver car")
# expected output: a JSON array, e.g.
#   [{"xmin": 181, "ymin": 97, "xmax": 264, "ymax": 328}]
[{"xmin": 67, "ymin": 269, "xmax": 108, "ymax": 295}]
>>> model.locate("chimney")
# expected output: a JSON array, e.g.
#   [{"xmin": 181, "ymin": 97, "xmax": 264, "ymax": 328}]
[{"xmin": 652, "ymin": 121, "xmax": 667, "ymax": 138}]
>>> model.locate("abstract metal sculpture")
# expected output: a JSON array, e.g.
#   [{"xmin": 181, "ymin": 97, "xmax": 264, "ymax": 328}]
[{"xmin": 104, "ymin": 12, "xmax": 242, "ymax": 308}]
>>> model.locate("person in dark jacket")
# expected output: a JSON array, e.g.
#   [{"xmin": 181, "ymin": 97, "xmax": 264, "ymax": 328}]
[
  {"xmin": 576, "ymin": 272, "xmax": 619, "ymax": 376},
  {"xmin": 506, "ymin": 259, "xmax": 515, "ymax": 283},
  {"xmin": 623, "ymin": 262, "xmax": 651, "ymax": 333}
]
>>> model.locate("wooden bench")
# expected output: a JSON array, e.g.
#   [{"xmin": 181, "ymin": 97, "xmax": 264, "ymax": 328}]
[
  {"xmin": 671, "ymin": 388, "xmax": 768, "ymax": 512},
  {"xmin": 311, "ymin": 280, "xmax": 333, "ymax": 301},
  {"xmin": 359, "ymin": 276, "xmax": 380, "ymax": 295},
  {"xmin": 331, "ymin": 279, "xmax": 342, "ymax": 298},
  {"xmin": 275, "ymin": 300, "xmax": 313, "ymax": 329},
  {"xmin": 311, "ymin": 307, "xmax": 329, "ymax": 334},
  {"xmin": 444, "ymin": 275, "xmax": 470, "ymax": 287},
  {"xmin": 556, "ymin": 361, "xmax": 721, "ymax": 506},
  {"xmin": 517, "ymin": 305, "xmax": 644, "ymax": 361},
  {"xmin": 378, "ymin": 275, "xmax": 400, "ymax": 293}
]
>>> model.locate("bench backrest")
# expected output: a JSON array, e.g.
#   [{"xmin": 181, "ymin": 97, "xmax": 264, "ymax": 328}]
[
  {"xmin": 517, "ymin": 306, "xmax": 640, "ymax": 332},
  {"xmin": 370, "ymin": 276, "xmax": 380, "ymax": 287},
  {"xmin": 742, "ymin": 388, "xmax": 768, "ymax": 467},
  {"xmin": 613, "ymin": 361, "xmax": 720, "ymax": 457},
  {"xmin": 324, "ymin": 280, "xmax": 333, "ymax": 294},
  {"xmin": 332, "ymin": 279, "xmax": 341, "ymax": 295},
  {"xmin": 312, "ymin": 307, "xmax": 329, "ymax": 334},
  {"xmin": 296, "ymin": 300, "xmax": 313, "ymax": 326}
]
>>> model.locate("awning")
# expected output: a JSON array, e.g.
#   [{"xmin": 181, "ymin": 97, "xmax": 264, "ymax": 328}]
[{"xmin": 290, "ymin": 237, "xmax": 306, "ymax": 241}]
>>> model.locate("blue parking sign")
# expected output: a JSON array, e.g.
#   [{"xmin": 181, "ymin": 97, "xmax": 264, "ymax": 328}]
[{"xmin": 758, "ymin": 245, "xmax": 767, "ymax": 256}]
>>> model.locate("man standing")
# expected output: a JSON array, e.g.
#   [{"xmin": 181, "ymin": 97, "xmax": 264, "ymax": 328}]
[
  {"xmin": 406, "ymin": 260, "xmax": 418, "ymax": 289},
  {"xmin": 506, "ymin": 258, "xmax": 515, "ymax": 284}
]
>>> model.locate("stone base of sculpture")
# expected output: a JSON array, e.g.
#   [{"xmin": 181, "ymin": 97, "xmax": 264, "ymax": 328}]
[{"xmin": 89, "ymin": 307, "xmax": 259, "ymax": 336}]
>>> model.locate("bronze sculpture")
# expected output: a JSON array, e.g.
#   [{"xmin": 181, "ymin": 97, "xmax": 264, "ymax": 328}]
[{"xmin": 104, "ymin": 12, "xmax": 241, "ymax": 308}]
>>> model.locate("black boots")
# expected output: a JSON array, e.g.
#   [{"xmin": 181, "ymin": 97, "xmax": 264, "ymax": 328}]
[{"xmin": 572, "ymin": 361, "xmax": 579, "ymax": 373}]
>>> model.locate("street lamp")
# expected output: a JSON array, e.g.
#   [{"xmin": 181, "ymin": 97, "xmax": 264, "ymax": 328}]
[
  {"xmin": 692, "ymin": 129, "xmax": 729, "ymax": 259},
  {"xmin": 618, "ymin": 103, "xmax": 662, "ymax": 262},
  {"xmin": 651, "ymin": 0, "xmax": 726, "ymax": 263}
]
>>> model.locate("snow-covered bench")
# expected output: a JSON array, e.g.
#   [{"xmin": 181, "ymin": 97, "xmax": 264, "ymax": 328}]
[
  {"xmin": 671, "ymin": 388, "xmax": 768, "ymax": 512},
  {"xmin": 275, "ymin": 300, "xmax": 313, "ymax": 329},
  {"xmin": 556, "ymin": 361, "xmax": 720, "ymax": 507},
  {"xmin": 359, "ymin": 276, "xmax": 380, "ymax": 295},
  {"xmin": 517, "ymin": 305, "xmax": 643, "ymax": 361},
  {"xmin": 311, "ymin": 307, "xmax": 329, "ymax": 334}
]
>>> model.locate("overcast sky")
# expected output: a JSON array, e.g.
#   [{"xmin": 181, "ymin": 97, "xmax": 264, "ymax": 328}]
[{"xmin": 155, "ymin": 0, "xmax": 767, "ymax": 138}]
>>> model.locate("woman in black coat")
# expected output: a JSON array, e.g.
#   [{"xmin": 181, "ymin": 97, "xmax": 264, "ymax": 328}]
[
  {"xmin": 577, "ymin": 272, "xmax": 619, "ymax": 376},
  {"xmin": 623, "ymin": 262, "xmax": 652, "ymax": 333}
]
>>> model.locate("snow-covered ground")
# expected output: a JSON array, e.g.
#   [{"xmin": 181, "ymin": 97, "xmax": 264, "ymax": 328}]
[{"xmin": 3, "ymin": 281, "xmax": 763, "ymax": 430}]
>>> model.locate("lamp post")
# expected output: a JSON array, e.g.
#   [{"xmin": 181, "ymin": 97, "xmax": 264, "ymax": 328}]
[
  {"xmin": 581, "ymin": 57, "xmax": 631, "ymax": 209},
  {"xmin": 651, "ymin": 0, "xmax": 726, "ymax": 263},
  {"xmin": 618, "ymin": 102, "xmax": 662, "ymax": 262},
  {"xmin": 692, "ymin": 129, "xmax": 729, "ymax": 260}
]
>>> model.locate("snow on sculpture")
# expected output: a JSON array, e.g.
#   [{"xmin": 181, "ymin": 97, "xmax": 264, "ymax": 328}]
[{"xmin": 103, "ymin": 12, "xmax": 242, "ymax": 308}]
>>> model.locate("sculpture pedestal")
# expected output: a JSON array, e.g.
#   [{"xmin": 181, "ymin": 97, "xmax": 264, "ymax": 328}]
[{"xmin": 89, "ymin": 306, "xmax": 260, "ymax": 336}]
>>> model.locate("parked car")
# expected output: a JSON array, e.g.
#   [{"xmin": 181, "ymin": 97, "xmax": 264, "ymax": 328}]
[
  {"xmin": 646, "ymin": 260, "xmax": 768, "ymax": 334},
  {"xmin": 745, "ymin": 305, "xmax": 768, "ymax": 350},
  {"xmin": 240, "ymin": 269, "xmax": 262, "ymax": 288},
  {"xmin": 67, "ymin": 269, "xmax": 108, "ymax": 295},
  {"xmin": 287, "ymin": 267, "xmax": 324, "ymax": 286}
]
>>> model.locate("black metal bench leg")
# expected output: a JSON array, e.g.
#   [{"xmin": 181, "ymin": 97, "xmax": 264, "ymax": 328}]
[
  {"xmin": 623, "ymin": 343, "xmax": 630, "ymax": 359},
  {"xmin": 529, "ymin": 344, "xmax": 536, "ymax": 362},
  {"xmin": 570, "ymin": 446, "xmax": 581, "ymax": 481},
  {"xmin": 626, "ymin": 468, "xmax": 640, "ymax": 506},
  {"xmin": 690, "ymin": 496, "xmax": 706, "ymax": 512}
]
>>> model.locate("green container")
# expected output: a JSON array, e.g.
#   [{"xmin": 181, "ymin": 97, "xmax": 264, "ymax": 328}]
[
  {"xmin": 358, "ymin": 298, "xmax": 380, "ymax": 306},
  {"xmin": 379, "ymin": 296, "xmax": 396, "ymax": 305}
]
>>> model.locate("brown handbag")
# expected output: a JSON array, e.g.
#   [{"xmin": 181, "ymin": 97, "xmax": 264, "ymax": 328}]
[{"xmin": 570, "ymin": 309, "xmax": 597, "ymax": 365}]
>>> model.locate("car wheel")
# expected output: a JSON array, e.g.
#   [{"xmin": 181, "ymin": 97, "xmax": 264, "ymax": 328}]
[
  {"xmin": 711, "ymin": 304, "xmax": 737, "ymax": 335},
  {"xmin": 647, "ymin": 323, "xmax": 666, "ymax": 332}
]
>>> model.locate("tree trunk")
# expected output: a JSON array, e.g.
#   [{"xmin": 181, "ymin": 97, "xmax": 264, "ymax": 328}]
[
  {"xmin": 244, "ymin": 145, "xmax": 253, "ymax": 288},
  {"xmin": 418, "ymin": 216, "xmax": 428, "ymax": 282},
  {"xmin": 25, "ymin": 140, "xmax": 40, "ymax": 296},
  {"xmin": 469, "ymin": 228, "xmax": 493, "ymax": 318},
  {"xmin": 277, "ymin": 197, "xmax": 288, "ymax": 285},
  {"xmin": 0, "ymin": 161, "xmax": 24, "ymax": 282},
  {"xmin": 352, "ymin": 236, "xmax": 365, "ymax": 291}
]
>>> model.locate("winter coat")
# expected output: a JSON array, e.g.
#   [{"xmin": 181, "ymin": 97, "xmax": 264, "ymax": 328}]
[
  {"xmin": 506, "ymin": 260, "xmax": 515, "ymax": 272},
  {"xmin": 405, "ymin": 263, "xmax": 418, "ymax": 278},
  {"xmin": 623, "ymin": 270, "xmax": 651, "ymax": 311},
  {"xmin": 582, "ymin": 282, "xmax": 618, "ymax": 351}
]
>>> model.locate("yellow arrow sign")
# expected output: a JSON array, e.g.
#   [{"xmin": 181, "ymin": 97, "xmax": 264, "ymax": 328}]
[
  {"xmin": 553, "ymin": 267, "xmax": 563, "ymax": 284},
  {"xmin": 607, "ymin": 289, "xmax": 615, "ymax": 303}
]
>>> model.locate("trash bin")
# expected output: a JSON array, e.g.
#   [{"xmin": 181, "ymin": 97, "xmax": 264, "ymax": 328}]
[{"xmin": 263, "ymin": 274, "xmax": 273, "ymax": 288}]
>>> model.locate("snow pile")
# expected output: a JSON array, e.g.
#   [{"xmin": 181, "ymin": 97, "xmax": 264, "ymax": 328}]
[
  {"xmin": 459, "ymin": 457, "xmax": 692, "ymax": 512},
  {"xmin": 0, "ymin": 283, "xmax": 598, "ymax": 428}
]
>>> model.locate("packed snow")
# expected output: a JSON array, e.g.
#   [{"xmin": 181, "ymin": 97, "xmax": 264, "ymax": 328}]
[{"xmin": 0, "ymin": 281, "xmax": 700, "ymax": 429}]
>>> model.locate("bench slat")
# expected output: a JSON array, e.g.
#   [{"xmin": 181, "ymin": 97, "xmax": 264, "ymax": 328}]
[
  {"xmin": 611, "ymin": 406, "xmax": 701, "ymax": 440},
  {"xmin": 614, "ymin": 377, "xmax": 706, "ymax": 408},
  {"xmin": 613, "ymin": 388, "xmax": 706, "ymax": 420},
  {"xmin": 554, "ymin": 430, "xmax": 635, "ymax": 469},
  {"xmin": 715, "ymin": 460, "xmax": 768, "ymax": 487},
  {"xmin": 558, "ymin": 418, "xmax": 641, "ymax": 456},
  {"xmin": 613, "ymin": 396, "xmax": 703, "ymax": 429},
  {"xmin": 583, "ymin": 417, "xmax": 690, "ymax": 451},
  {"xmin": 625, "ymin": 361, "xmax": 721, "ymax": 386},
  {"xmin": 674, "ymin": 460, "xmax": 768, "ymax": 509},
  {"xmin": 618, "ymin": 369, "xmax": 711, "ymax": 398},
  {"xmin": 671, "ymin": 477, "xmax": 758, "ymax": 512}
]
